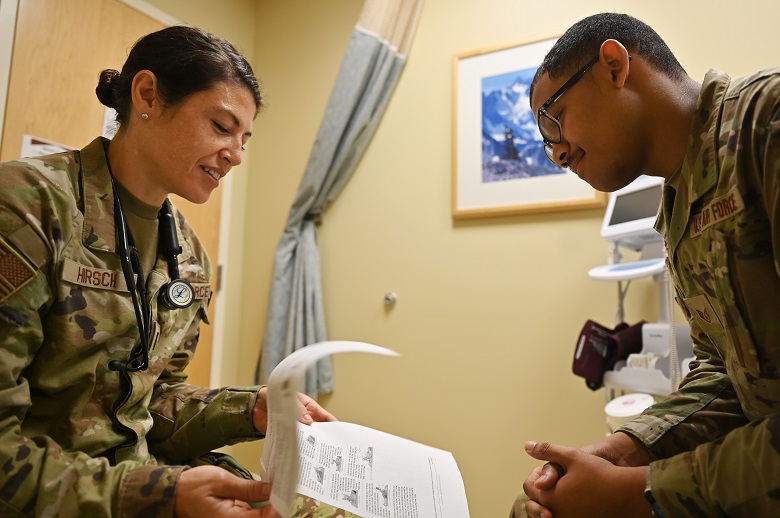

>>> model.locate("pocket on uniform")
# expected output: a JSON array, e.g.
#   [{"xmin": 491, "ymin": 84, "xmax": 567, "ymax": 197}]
[{"xmin": 708, "ymin": 230, "xmax": 762, "ymax": 376}]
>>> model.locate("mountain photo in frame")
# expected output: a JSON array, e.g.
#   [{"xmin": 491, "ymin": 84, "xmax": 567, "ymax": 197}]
[{"xmin": 452, "ymin": 35, "xmax": 606, "ymax": 219}]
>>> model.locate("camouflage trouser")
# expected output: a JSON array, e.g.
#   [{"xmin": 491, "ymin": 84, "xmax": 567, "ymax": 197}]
[
  {"xmin": 509, "ymin": 492, "xmax": 530, "ymax": 518},
  {"xmin": 288, "ymin": 495, "xmax": 360, "ymax": 518},
  {"xmin": 192, "ymin": 452, "xmax": 358, "ymax": 518}
]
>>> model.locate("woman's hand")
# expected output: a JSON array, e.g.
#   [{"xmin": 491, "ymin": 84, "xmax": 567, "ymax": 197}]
[
  {"xmin": 252, "ymin": 387, "xmax": 337, "ymax": 435},
  {"xmin": 175, "ymin": 465, "xmax": 280, "ymax": 517}
]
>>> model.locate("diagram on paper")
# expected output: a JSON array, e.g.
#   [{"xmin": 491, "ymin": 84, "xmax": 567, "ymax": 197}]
[{"xmin": 292, "ymin": 421, "xmax": 468, "ymax": 518}]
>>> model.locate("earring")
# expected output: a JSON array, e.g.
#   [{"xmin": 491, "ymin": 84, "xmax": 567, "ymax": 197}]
[{"xmin": 141, "ymin": 113, "xmax": 149, "ymax": 120}]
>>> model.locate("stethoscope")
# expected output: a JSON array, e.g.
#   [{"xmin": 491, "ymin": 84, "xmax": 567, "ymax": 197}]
[{"xmin": 107, "ymin": 175, "xmax": 195, "ymax": 373}]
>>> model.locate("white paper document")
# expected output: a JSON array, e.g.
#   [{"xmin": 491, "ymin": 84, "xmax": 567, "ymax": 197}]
[
  {"xmin": 259, "ymin": 341, "xmax": 469, "ymax": 518},
  {"xmin": 294, "ymin": 421, "xmax": 469, "ymax": 518}
]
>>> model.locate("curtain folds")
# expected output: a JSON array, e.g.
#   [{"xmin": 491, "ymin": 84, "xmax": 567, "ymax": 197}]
[{"xmin": 256, "ymin": 0, "xmax": 425, "ymax": 397}]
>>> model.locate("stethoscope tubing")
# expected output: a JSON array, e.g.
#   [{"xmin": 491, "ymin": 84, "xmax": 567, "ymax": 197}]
[{"xmin": 109, "ymin": 175, "xmax": 152, "ymax": 372}]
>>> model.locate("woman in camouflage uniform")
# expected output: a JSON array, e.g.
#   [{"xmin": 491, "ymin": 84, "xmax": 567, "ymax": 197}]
[{"xmin": 0, "ymin": 25, "xmax": 334, "ymax": 517}]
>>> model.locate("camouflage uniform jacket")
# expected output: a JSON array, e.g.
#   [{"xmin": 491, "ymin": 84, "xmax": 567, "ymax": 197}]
[
  {"xmin": 620, "ymin": 69, "xmax": 780, "ymax": 516},
  {"xmin": 0, "ymin": 137, "xmax": 261, "ymax": 517}
]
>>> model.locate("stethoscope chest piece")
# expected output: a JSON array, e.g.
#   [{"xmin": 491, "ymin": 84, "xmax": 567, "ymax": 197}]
[
  {"xmin": 158, "ymin": 199, "xmax": 195, "ymax": 310},
  {"xmin": 160, "ymin": 277, "xmax": 194, "ymax": 309}
]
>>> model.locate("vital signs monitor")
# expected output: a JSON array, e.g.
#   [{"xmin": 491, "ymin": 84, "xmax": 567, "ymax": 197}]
[
  {"xmin": 600, "ymin": 175, "xmax": 664, "ymax": 251},
  {"xmin": 589, "ymin": 175, "xmax": 666, "ymax": 281}
]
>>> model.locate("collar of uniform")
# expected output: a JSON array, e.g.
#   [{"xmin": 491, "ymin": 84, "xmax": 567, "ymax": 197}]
[
  {"xmin": 79, "ymin": 137, "xmax": 118, "ymax": 253},
  {"xmin": 662, "ymin": 69, "xmax": 730, "ymax": 253},
  {"xmin": 680, "ymin": 70, "xmax": 730, "ymax": 203}
]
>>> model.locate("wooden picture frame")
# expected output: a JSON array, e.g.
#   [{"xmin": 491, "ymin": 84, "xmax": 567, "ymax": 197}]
[{"xmin": 451, "ymin": 35, "xmax": 607, "ymax": 219}]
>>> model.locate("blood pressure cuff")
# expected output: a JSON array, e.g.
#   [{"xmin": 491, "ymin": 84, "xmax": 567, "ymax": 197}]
[{"xmin": 572, "ymin": 320, "xmax": 644, "ymax": 390}]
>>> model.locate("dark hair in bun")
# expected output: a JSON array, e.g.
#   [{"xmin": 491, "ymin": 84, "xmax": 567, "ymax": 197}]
[
  {"xmin": 94, "ymin": 25, "xmax": 263, "ymax": 128},
  {"xmin": 95, "ymin": 69, "xmax": 120, "ymax": 109}
]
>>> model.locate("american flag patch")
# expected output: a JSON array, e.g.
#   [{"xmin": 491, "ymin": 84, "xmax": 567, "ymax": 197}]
[{"xmin": 0, "ymin": 238, "xmax": 35, "ymax": 301}]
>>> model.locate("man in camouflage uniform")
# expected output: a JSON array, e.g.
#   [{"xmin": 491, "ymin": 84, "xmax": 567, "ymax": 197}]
[{"xmin": 513, "ymin": 13, "xmax": 780, "ymax": 517}]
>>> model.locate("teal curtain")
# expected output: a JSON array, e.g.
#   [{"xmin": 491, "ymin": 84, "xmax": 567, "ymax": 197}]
[{"xmin": 256, "ymin": 0, "xmax": 425, "ymax": 397}]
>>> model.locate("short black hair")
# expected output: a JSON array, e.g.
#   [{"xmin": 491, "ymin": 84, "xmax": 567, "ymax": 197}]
[
  {"xmin": 96, "ymin": 25, "xmax": 263, "ymax": 126},
  {"xmin": 530, "ymin": 13, "xmax": 686, "ymax": 105}
]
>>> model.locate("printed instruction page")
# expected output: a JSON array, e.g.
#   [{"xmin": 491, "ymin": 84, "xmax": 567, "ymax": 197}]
[
  {"xmin": 259, "ymin": 341, "xmax": 469, "ymax": 517},
  {"xmin": 294, "ymin": 421, "xmax": 468, "ymax": 518}
]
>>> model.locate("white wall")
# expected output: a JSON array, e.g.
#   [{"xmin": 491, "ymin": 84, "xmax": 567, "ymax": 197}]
[{"xmin": 0, "ymin": 0, "xmax": 20, "ymax": 152}]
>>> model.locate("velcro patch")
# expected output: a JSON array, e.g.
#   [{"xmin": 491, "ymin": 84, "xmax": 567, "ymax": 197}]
[
  {"xmin": 191, "ymin": 283, "xmax": 212, "ymax": 300},
  {"xmin": 691, "ymin": 185, "xmax": 745, "ymax": 237},
  {"xmin": 0, "ymin": 237, "xmax": 36, "ymax": 301},
  {"xmin": 62, "ymin": 258, "xmax": 129, "ymax": 292},
  {"xmin": 684, "ymin": 294, "xmax": 723, "ymax": 327}
]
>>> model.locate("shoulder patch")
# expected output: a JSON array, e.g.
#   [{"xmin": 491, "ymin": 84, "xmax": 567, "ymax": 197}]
[{"xmin": 0, "ymin": 237, "xmax": 36, "ymax": 301}]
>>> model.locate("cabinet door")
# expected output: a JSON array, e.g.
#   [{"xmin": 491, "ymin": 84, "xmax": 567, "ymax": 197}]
[{"xmin": 1, "ymin": 0, "xmax": 220, "ymax": 387}]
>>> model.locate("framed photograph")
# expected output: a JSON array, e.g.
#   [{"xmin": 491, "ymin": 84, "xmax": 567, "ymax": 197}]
[{"xmin": 451, "ymin": 35, "xmax": 607, "ymax": 219}]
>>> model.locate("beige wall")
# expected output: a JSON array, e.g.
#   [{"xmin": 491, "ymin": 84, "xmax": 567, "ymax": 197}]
[{"xmin": 135, "ymin": 0, "xmax": 780, "ymax": 516}]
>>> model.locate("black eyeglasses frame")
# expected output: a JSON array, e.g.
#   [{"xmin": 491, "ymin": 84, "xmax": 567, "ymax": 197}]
[{"xmin": 536, "ymin": 55, "xmax": 600, "ymax": 163}]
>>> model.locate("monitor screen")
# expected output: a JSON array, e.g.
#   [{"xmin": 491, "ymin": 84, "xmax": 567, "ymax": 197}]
[
  {"xmin": 608, "ymin": 184, "xmax": 663, "ymax": 226},
  {"xmin": 600, "ymin": 175, "xmax": 663, "ymax": 250}
]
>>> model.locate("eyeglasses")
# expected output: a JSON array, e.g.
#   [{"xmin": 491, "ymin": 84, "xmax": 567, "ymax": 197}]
[{"xmin": 537, "ymin": 55, "xmax": 599, "ymax": 164}]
